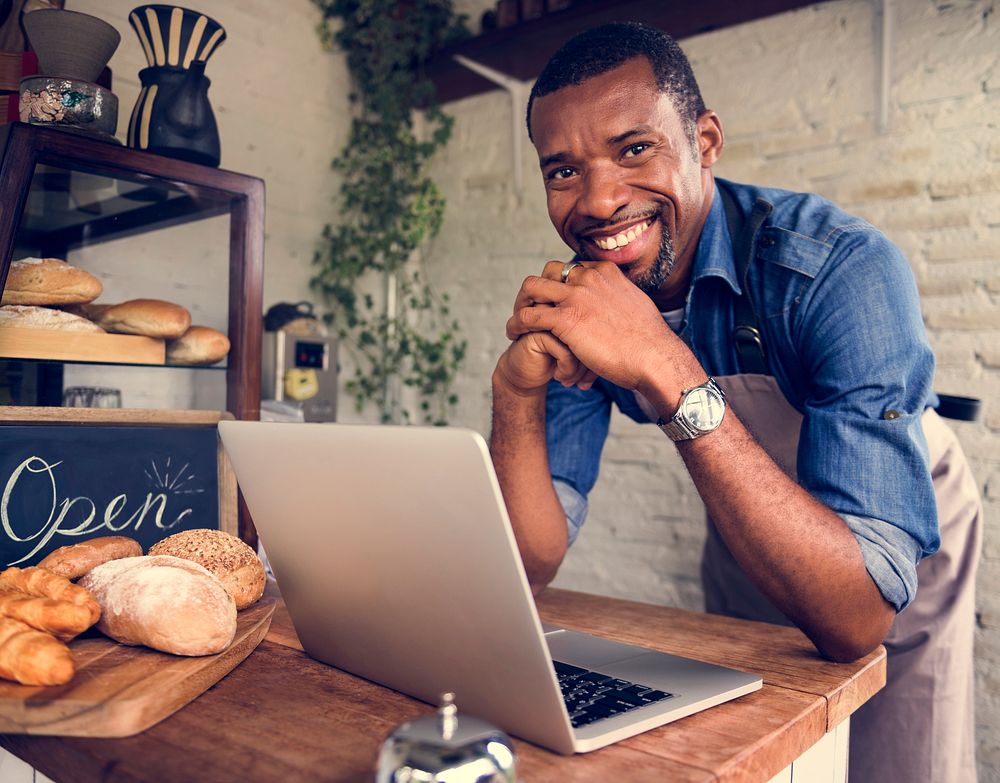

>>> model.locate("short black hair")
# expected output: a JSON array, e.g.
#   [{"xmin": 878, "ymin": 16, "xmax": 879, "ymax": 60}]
[{"xmin": 526, "ymin": 22, "xmax": 706, "ymax": 142}]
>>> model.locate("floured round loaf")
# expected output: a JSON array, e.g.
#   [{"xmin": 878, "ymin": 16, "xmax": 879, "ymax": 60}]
[
  {"xmin": 79, "ymin": 555, "xmax": 237, "ymax": 656},
  {"xmin": 38, "ymin": 536, "xmax": 143, "ymax": 580},
  {"xmin": 149, "ymin": 529, "xmax": 265, "ymax": 609},
  {"xmin": 1, "ymin": 258, "xmax": 102, "ymax": 306},
  {"xmin": 0, "ymin": 304, "xmax": 104, "ymax": 333},
  {"xmin": 87, "ymin": 298, "xmax": 192, "ymax": 339}
]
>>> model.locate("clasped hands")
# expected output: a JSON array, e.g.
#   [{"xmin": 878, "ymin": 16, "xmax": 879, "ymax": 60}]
[{"xmin": 498, "ymin": 259, "xmax": 681, "ymax": 397}]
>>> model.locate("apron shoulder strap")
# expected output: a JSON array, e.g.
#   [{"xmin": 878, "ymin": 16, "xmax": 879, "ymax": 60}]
[{"xmin": 716, "ymin": 180, "xmax": 773, "ymax": 376}]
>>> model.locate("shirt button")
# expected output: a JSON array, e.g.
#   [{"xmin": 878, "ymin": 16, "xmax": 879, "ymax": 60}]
[
  {"xmin": 760, "ymin": 236, "xmax": 776, "ymax": 248},
  {"xmin": 883, "ymin": 410, "xmax": 902, "ymax": 420}
]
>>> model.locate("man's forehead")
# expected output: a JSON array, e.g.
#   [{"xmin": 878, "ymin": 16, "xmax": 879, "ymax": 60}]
[{"xmin": 531, "ymin": 61, "xmax": 678, "ymax": 149}]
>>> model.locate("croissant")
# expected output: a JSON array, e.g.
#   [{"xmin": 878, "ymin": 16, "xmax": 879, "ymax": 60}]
[
  {"xmin": 0, "ymin": 567, "xmax": 100, "ymax": 624},
  {"xmin": 0, "ymin": 591, "xmax": 94, "ymax": 641},
  {"xmin": 0, "ymin": 616, "xmax": 75, "ymax": 686}
]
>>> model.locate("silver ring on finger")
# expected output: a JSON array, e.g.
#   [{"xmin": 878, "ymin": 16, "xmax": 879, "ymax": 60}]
[{"xmin": 560, "ymin": 260, "xmax": 583, "ymax": 284}]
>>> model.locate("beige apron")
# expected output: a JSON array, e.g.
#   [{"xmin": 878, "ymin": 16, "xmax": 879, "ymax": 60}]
[{"xmin": 695, "ymin": 373, "xmax": 981, "ymax": 782}]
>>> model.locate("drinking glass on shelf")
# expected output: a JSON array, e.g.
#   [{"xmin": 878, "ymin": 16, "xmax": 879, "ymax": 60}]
[{"xmin": 63, "ymin": 386, "xmax": 122, "ymax": 408}]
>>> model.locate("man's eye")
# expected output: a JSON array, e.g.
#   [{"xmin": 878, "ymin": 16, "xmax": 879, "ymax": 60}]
[
  {"xmin": 547, "ymin": 167, "xmax": 576, "ymax": 181},
  {"xmin": 624, "ymin": 143, "xmax": 650, "ymax": 158}
]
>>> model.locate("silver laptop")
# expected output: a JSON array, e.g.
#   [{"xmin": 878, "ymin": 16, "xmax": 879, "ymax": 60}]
[{"xmin": 219, "ymin": 421, "xmax": 761, "ymax": 754}]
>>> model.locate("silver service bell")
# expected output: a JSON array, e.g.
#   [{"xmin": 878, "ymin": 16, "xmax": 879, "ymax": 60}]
[{"xmin": 376, "ymin": 692, "xmax": 518, "ymax": 783}]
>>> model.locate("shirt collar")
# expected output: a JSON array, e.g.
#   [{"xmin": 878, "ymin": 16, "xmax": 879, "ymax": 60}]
[{"xmin": 689, "ymin": 183, "xmax": 741, "ymax": 295}]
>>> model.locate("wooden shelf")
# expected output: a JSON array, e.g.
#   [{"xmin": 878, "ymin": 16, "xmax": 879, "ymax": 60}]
[
  {"xmin": 0, "ymin": 326, "xmax": 165, "ymax": 365},
  {"xmin": 428, "ymin": 0, "xmax": 830, "ymax": 104}
]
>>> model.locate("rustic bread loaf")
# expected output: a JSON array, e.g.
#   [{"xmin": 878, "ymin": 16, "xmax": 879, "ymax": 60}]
[
  {"xmin": 148, "ymin": 529, "xmax": 265, "ymax": 610},
  {"xmin": 165, "ymin": 326, "xmax": 230, "ymax": 365},
  {"xmin": 79, "ymin": 556, "xmax": 237, "ymax": 656},
  {"xmin": 0, "ymin": 304, "xmax": 104, "ymax": 333},
  {"xmin": 87, "ymin": 298, "xmax": 192, "ymax": 339},
  {"xmin": 1, "ymin": 258, "xmax": 102, "ymax": 306},
  {"xmin": 38, "ymin": 536, "xmax": 144, "ymax": 580}
]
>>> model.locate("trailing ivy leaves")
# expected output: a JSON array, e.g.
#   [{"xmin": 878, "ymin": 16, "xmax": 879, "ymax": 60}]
[{"xmin": 310, "ymin": 0, "xmax": 468, "ymax": 424}]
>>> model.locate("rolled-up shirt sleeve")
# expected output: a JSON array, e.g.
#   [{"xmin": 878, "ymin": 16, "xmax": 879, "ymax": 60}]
[
  {"xmin": 841, "ymin": 513, "xmax": 922, "ymax": 611},
  {"xmin": 545, "ymin": 380, "xmax": 612, "ymax": 546}
]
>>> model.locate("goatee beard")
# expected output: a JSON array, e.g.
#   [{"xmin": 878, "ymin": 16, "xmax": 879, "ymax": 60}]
[{"xmin": 623, "ymin": 218, "xmax": 676, "ymax": 295}]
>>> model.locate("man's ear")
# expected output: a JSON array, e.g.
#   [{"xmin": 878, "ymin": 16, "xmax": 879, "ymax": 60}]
[{"xmin": 697, "ymin": 111, "xmax": 724, "ymax": 167}]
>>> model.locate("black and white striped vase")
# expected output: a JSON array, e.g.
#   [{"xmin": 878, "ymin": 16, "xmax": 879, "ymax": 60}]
[{"xmin": 126, "ymin": 5, "xmax": 226, "ymax": 166}]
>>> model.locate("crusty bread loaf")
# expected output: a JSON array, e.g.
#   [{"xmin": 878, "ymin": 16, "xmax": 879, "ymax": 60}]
[
  {"xmin": 0, "ymin": 304, "xmax": 104, "ymax": 333},
  {"xmin": 149, "ymin": 530, "xmax": 265, "ymax": 610},
  {"xmin": 87, "ymin": 298, "xmax": 192, "ymax": 339},
  {"xmin": 79, "ymin": 556, "xmax": 236, "ymax": 656},
  {"xmin": 38, "ymin": 536, "xmax": 144, "ymax": 580},
  {"xmin": 1, "ymin": 258, "xmax": 102, "ymax": 306},
  {"xmin": 166, "ymin": 326, "xmax": 230, "ymax": 366}
]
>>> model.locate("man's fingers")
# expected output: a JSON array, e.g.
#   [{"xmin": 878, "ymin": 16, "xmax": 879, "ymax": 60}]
[{"xmin": 507, "ymin": 304, "xmax": 566, "ymax": 340}]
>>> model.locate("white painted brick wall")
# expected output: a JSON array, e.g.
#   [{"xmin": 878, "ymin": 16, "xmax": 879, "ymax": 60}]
[{"xmin": 427, "ymin": 1, "xmax": 999, "ymax": 778}]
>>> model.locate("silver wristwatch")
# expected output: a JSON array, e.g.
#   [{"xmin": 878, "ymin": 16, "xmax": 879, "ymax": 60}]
[{"xmin": 656, "ymin": 378, "xmax": 727, "ymax": 441}]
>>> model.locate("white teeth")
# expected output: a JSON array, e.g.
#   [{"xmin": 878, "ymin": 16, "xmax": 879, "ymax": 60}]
[{"xmin": 594, "ymin": 220, "xmax": 651, "ymax": 251}]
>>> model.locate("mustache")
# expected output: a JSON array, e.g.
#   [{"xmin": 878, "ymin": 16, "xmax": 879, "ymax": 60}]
[{"xmin": 574, "ymin": 208, "xmax": 660, "ymax": 236}]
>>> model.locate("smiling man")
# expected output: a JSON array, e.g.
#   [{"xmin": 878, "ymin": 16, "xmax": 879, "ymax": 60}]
[{"xmin": 489, "ymin": 22, "xmax": 980, "ymax": 783}]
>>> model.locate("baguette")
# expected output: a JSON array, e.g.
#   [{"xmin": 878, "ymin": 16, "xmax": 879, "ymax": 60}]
[
  {"xmin": 86, "ymin": 298, "xmax": 192, "ymax": 339},
  {"xmin": 38, "ymin": 536, "xmax": 143, "ymax": 580},
  {"xmin": 166, "ymin": 326, "xmax": 230, "ymax": 365},
  {"xmin": 0, "ymin": 591, "xmax": 94, "ymax": 641},
  {"xmin": 0, "ymin": 616, "xmax": 75, "ymax": 686},
  {"xmin": 0, "ymin": 567, "xmax": 100, "ymax": 625}
]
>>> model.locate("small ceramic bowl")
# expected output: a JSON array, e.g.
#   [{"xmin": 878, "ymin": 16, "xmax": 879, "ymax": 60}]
[{"xmin": 19, "ymin": 76, "xmax": 119, "ymax": 143}]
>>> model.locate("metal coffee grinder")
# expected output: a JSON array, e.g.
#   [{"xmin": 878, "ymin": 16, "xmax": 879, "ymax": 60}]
[
  {"xmin": 376, "ymin": 693, "xmax": 518, "ymax": 783},
  {"xmin": 261, "ymin": 302, "xmax": 338, "ymax": 422}
]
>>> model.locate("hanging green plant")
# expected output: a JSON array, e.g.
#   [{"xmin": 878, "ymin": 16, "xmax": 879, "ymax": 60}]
[{"xmin": 310, "ymin": 0, "xmax": 468, "ymax": 424}]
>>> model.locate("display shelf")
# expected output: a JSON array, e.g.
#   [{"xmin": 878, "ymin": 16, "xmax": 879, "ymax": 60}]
[
  {"xmin": 428, "ymin": 0, "xmax": 828, "ymax": 104},
  {"xmin": 0, "ymin": 326, "xmax": 165, "ymax": 365},
  {"xmin": 0, "ymin": 121, "xmax": 265, "ymax": 545}
]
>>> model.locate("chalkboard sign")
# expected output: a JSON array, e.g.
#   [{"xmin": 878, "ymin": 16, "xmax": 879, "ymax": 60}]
[{"xmin": 0, "ymin": 408, "xmax": 238, "ymax": 568}]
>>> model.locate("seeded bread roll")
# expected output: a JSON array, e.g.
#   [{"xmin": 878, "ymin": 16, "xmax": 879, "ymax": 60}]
[
  {"xmin": 149, "ymin": 529, "xmax": 265, "ymax": 610},
  {"xmin": 166, "ymin": 326, "xmax": 230, "ymax": 365},
  {"xmin": 0, "ymin": 304, "xmax": 104, "ymax": 333},
  {"xmin": 1, "ymin": 258, "xmax": 102, "ymax": 306},
  {"xmin": 38, "ymin": 536, "xmax": 143, "ymax": 580},
  {"xmin": 79, "ymin": 556, "xmax": 237, "ymax": 656}
]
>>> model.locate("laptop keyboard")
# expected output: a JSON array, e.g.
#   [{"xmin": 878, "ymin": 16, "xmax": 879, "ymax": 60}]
[{"xmin": 553, "ymin": 660, "xmax": 674, "ymax": 729}]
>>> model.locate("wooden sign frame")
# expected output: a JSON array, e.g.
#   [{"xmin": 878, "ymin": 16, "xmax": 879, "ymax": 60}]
[{"xmin": 0, "ymin": 407, "xmax": 238, "ymax": 562}]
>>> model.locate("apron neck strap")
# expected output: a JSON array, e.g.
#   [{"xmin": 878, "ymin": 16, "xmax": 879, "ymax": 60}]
[{"xmin": 716, "ymin": 180, "xmax": 773, "ymax": 376}]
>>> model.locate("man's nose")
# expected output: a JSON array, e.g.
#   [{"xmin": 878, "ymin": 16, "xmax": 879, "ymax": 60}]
[{"xmin": 577, "ymin": 165, "xmax": 630, "ymax": 221}]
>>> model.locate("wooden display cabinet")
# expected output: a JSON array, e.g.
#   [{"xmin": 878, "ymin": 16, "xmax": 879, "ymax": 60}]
[{"xmin": 0, "ymin": 121, "xmax": 264, "ymax": 543}]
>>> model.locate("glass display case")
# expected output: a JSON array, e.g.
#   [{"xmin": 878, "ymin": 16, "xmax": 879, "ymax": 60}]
[{"xmin": 0, "ymin": 121, "xmax": 264, "ymax": 421}]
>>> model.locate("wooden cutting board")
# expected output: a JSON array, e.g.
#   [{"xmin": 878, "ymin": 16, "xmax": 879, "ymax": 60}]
[{"xmin": 0, "ymin": 597, "xmax": 275, "ymax": 737}]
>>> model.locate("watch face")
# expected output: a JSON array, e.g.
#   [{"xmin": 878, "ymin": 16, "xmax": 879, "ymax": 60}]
[{"xmin": 683, "ymin": 387, "xmax": 725, "ymax": 432}]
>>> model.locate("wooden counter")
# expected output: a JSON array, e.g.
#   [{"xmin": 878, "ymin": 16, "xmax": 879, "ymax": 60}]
[{"xmin": 0, "ymin": 588, "xmax": 884, "ymax": 783}]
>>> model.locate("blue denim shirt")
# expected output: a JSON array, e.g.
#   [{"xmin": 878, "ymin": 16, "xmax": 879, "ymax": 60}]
[{"xmin": 545, "ymin": 178, "xmax": 939, "ymax": 612}]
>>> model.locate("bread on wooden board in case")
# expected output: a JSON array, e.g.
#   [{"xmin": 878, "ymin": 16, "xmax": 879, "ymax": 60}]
[
  {"xmin": 149, "ymin": 529, "xmax": 265, "ymax": 610},
  {"xmin": 0, "ymin": 567, "xmax": 101, "ymax": 624},
  {"xmin": 0, "ymin": 304, "xmax": 104, "ymax": 333},
  {"xmin": 79, "ymin": 556, "xmax": 237, "ymax": 656},
  {"xmin": 83, "ymin": 298, "xmax": 192, "ymax": 339},
  {"xmin": 0, "ymin": 616, "xmax": 75, "ymax": 686},
  {"xmin": 0, "ymin": 258, "xmax": 102, "ymax": 306},
  {"xmin": 166, "ymin": 325, "xmax": 230, "ymax": 365},
  {"xmin": 38, "ymin": 536, "xmax": 144, "ymax": 580}
]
